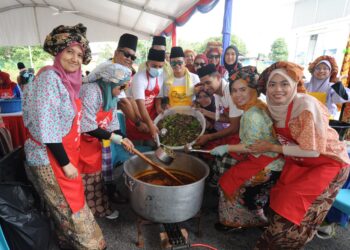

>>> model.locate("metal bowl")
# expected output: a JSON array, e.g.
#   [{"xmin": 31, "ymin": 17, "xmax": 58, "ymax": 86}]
[{"xmin": 153, "ymin": 106, "xmax": 206, "ymax": 150}]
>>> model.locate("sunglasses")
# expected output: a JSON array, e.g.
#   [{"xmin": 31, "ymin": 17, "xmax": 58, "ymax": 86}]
[
  {"xmin": 170, "ymin": 61, "xmax": 184, "ymax": 67},
  {"xmin": 194, "ymin": 62, "xmax": 206, "ymax": 67},
  {"xmin": 208, "ymin": 55, "xmax": 220, "ymax": 59},
  {"xmin": 120, "ymin": 85, "xmax": 127, "ymax": 90},
  {"xmin": 118, "ymin": 50, "xmax": 137, "ymax": 61}
]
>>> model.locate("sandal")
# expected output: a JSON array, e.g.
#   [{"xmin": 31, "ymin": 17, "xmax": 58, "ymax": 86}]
[{"xmin": 214, "ymin": 223, "xmax": 242, "ymax": 232}]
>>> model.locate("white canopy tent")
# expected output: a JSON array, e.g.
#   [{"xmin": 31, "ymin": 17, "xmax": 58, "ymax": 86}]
[{"xmin": 0, "ymin": 0, "xmax": 200, "ymax": 46}]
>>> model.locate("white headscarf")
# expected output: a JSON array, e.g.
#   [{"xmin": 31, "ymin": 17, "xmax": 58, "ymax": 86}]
[{"xmin": 266, "ymin": 69, "xmax": 326, "ymax": 138}]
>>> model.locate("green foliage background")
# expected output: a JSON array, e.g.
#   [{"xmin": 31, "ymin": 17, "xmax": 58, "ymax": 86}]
[
  {"xmin": 0, "ymin": 35, "xmax": 287, "ymax": 80},
  {"xmin": 269, "ymin": 38, "xmax": 288, "ymax": 62}
]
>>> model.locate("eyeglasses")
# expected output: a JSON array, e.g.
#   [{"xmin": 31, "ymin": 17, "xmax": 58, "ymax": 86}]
[
  {"xmin": 194, "ymin": 62, "xmax": 206, "ymax": 67},
  {"xmin": 170, "ymin": 61, "xmax": 184, "ymax": 67},
  {"xmin": 118, "ymin": 50, "xmax": 137, "ymax": 61},
  {"xmin": 208, "ymin": 55, "xmax": 220, "ymax": 59},
  {"xmin": 196, "ymin": 94, "xmax": 210, "ymax": 99},
  {"xmin": 120, "ymin": 85, "xmax": 127, "ymax": 90},
  {"xmin": 315, "ymin": 67, "xmax": 330, "ymax": 72}
]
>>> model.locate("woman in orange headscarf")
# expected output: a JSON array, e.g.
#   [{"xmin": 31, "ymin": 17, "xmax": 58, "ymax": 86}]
[{"xmin": 250, "ymin": 61, "xmax": 350, "ymax": 249}]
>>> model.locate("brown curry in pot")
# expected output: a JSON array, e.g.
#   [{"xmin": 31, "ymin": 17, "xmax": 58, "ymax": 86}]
[{"xmin": 134, "ymin": 169, "xmax": 197, "ymax": 186}]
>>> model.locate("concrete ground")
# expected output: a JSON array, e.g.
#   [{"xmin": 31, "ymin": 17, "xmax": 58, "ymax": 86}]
[
  {"xmin": 50, "ymin": 167, "xmax": 350, "ymax": 250},
  {"xmin": 94, "ymin": 183, "xmax": 350, "ymax": 250}
]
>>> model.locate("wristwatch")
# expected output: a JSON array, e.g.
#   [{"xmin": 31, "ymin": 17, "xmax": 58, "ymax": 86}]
[{"xmin": 135, "ymin": 118, "xmax": 141, "ymax": 127}]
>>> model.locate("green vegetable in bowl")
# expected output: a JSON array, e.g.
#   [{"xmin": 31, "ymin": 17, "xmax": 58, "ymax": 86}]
[{"xmin": 157, "ymin": 113, "xmax": 201, "ymax": 146}]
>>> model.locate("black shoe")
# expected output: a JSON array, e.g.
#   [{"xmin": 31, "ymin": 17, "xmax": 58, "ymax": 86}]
[
  {"xmin": 214, "ymin": 222, "xmax": 242, "ymax": 232},
  {"xmin": 109, "ymin": 190, "xmax": 128, "ymax": 204}
]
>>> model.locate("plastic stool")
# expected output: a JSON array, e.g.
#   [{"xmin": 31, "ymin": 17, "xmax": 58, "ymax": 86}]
[{"xmin": 333, "ymin": 189, "xmax": 350, "ymax": 215}]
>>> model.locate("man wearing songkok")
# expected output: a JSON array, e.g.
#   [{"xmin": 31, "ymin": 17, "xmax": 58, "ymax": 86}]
[{"xmin": 164, "ymin": 46, "xmax": 200, "ymax": 107}]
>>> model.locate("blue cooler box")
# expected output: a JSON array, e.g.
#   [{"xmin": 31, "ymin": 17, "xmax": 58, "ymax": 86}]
[{"xmin": 0, "ymin": 99, "xmax": 22, "ymax": 113}]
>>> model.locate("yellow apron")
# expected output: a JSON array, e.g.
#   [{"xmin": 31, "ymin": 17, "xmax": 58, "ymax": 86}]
[
  {"xmin": 169, "ymin": 85, "xmax": 192, "ymax": 107},
  {"xmin": 308, "ymin": 92, "xmax": 327, "ymax": 104},
  {"xmin": 308, "ymin": 92, "xmax": 335, "ymax": 119}
]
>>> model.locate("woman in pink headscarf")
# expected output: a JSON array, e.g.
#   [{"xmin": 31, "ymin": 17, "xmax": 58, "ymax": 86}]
[
  {"xmin": 193, "ymin": 54, "xmax": 208, "ymax": 73},
  {"xmin": 206, "ymin": 48, "xmax": 227, "ymax": 78},
  {"xmin": 23, "ymin": 23, "xmax": 105, "ymax": 249}
]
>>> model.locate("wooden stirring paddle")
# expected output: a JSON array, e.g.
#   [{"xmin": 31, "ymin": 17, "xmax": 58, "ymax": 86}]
[{"xmin": 123, "ymin": 141, "xmax": 184, "ymax": 185}]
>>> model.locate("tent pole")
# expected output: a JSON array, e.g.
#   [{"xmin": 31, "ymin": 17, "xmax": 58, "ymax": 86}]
[
  {"xmin": 222, "ymin": 0, "xmax": 233, "ymax": 65},
  {"xmin": 28, "ymin": 46, "xmax": 34, "ymax": 68}
]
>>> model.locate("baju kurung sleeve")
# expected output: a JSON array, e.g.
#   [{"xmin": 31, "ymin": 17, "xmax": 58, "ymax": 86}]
[{"xmin": 80, "ymin": 83, "xmax": 102, "ymax": 133}]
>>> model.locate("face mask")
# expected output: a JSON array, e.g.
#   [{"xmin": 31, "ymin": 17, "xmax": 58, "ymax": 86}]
[{"xmin": 149, "ymin": 67, "xmax": 163, "ymax": 78}]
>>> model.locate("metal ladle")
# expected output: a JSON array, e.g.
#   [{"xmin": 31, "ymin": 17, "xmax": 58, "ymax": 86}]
[
  {"xmin": 154, "ymin": 129, "xmax": 175, "ymax": 165},
  {"xmin": 184, "ymin": 143, "xmax": 211, "ymax": 154}
]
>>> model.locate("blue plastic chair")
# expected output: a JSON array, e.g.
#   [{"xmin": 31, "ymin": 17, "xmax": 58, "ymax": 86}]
[
  {"xmin": 112, "ymin": 111, "xmax": 152, "ymax": 166},
  {"xmin": 0, "ymin": 225, "xmax": 9, "ymax": 250},
  {"xmin": 333, "ymin": 189, "xmax": 350, "ymax": 216}
]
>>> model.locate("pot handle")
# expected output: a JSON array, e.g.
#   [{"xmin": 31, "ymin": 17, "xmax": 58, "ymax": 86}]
[{"xmin": 124, "ymin": 173, "xmax": 136, "ymax": 192}]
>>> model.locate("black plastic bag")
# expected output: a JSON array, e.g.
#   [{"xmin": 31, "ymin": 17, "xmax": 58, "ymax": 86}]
[
  {"xmin": 0, "ymin": 147, "xmax": 28, "ymax": 183},
  {"xmin": 0, "ymin": 183, "xmax": 51, "ymax": 250}
]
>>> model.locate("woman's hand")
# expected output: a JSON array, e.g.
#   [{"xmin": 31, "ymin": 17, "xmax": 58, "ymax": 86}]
[
  {"xmin": 249, "ymin": 140, "xmax": 282, "ymax": 154},
  {"xmin": 62, "ymin": 163, "xmax": 79, "ymax": 179},
  {"xmin": 148, "ymin": 124, "xmax": 159, "ymax": 140},
  {"xmin": 249, "ymin": 140, "xmax": 274, "ymax": 153},
  {"xmin": 194, "ymin": 134, "xmax": 211, "ymax": 146},
  {"xmin": 196, "ymin": 107, "xmax": 208, "ymax": 117},
  {"xmin": 121, "ymin": 138, "xmax": 134, "ymax": 153}
]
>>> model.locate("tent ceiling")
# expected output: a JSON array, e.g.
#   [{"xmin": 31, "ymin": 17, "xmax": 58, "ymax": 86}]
[{"xmin": 0, "ymin": 0, "xmax": 199, "ymax": 46}]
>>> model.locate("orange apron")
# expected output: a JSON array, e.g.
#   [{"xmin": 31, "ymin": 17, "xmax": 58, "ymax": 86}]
[
  {"xmin": 78, "ymin": 108, "xmax": 113, "ymax": 174},
  {"xmin": 126, "ymin": 72, "xmax": 160, "ymax": 140},
  {"xmin": 270, "ymin": 101, "xmax": 344, "ymax": 225},
  {"xmin": 27, "ymin": 99, "xmax": 85, "ymax": 213}
]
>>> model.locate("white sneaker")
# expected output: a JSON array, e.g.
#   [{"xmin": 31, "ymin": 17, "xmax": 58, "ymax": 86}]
[
  {"xmin": 105, "ymin": 210, "xmax": 119, "ymax": 220},
  {"xmin": 316, "ymin": 223, "xmax": 336, "ymax": 239}
]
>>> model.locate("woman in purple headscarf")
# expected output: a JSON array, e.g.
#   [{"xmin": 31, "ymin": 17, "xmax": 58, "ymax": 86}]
[{"xmin": 305, "ymin": 55, "xmax": 350, "ymax": 118}]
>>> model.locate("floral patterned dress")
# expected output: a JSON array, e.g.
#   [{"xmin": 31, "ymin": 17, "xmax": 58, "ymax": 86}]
[
  {"xmin": 218, "ymin": 106, "xmax": 285, "ymax": 227},
  {"xmin": 23, "ymin": 69, "xmax": 105, "ymax": 249}
]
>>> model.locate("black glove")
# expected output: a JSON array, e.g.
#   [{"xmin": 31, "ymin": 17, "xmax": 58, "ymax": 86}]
[{"xmin": 331, "ymin": 81, "xmax": 349, "ymax": 100}]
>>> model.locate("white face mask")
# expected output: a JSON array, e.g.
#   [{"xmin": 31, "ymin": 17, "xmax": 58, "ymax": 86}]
[{"xmin": 149, "ymin": 67, "xmax": 163, "ymax": 78}]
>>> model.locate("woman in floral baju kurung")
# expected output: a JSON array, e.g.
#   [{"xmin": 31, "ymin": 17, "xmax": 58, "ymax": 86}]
[
  {"xmin": 210, "ymin": 66, "xmax": 284, "ymax": 230},
  {"xmin": 78, "ymin": 63, "xmax": 133, "ymax": 218},
  {"xmin": 23, "ymin": 24, "xmax": 105, "ymax": 249}
]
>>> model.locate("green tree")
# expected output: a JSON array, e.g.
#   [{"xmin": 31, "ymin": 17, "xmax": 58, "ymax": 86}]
[
  {"xmin": 95, "ymin": 43, "xmax": 115, "ymax": 65},
  {"xmin": 0, "ymin": 46, "xmax": 52, "ymax": 78},
  {"xmin": 135, "ymin": 39, "xmax": 152, "ymax": 65},
  {"xmin": 178, "ymin": 35, "xmax": 247, "ymax": 56},
  {"xmin": 269, "ymin": 38, "xmax": 288, "ymax": 62}
]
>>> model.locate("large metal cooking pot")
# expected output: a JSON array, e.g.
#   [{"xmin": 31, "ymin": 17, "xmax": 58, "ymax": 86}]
[{"xmin": 123, "ymin": 152, "xmax": 209, "ymax": 223}]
